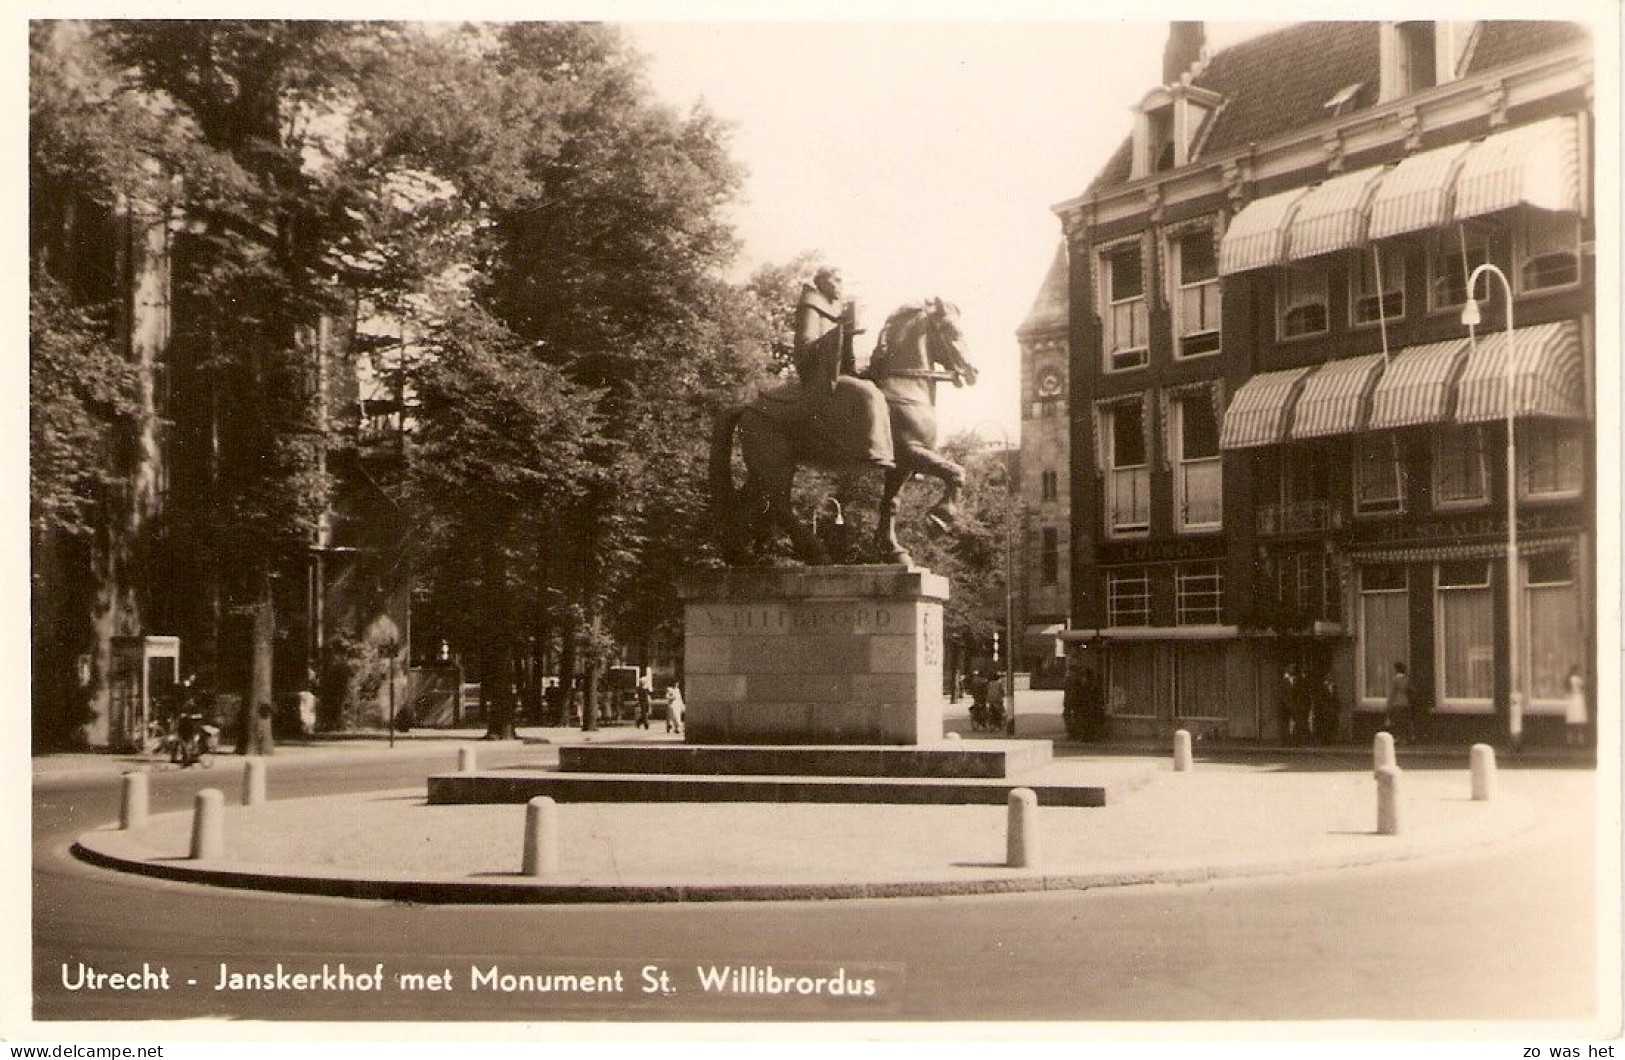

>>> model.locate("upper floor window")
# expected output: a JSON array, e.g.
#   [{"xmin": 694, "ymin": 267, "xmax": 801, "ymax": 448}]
[
  {"xmin": 1433, "ymin": 424, "xmax": 1488, "ymax": 508},
  {"xmin": 1100, "ymin": 242, "xmax": 1148, "ymax": 370},
  {"xmin": 1351, "ymin": 249, "xmax": 1406, "ymax": 326},
  {"xmin": 1104, "ymin": 400, "xmax": 1150, "ymax": 536},
  {"xmin": 1107, "ymin": 567, "xmax": 1152, "ymax": 627},
  {"xmin": 1277, "ymin": 263, "xmax": 1329, "ymax": 339},
  {"xmin": 1429, "ymin": 227, "xmax": 1492, "ymax": 311},
  {"xmin": 1518, "ymin": 213, "xmax": 1581, "ymax": 294},
  {"xmin": 1176, "ymin": 563, "xmax": 1224, "ymax": 625},
  {"xmin": 1040, "ymin": 469, "xmax": 1059, "ymax": 502},
  {"xmin": 1040, "ymin": 527, "xmax": 1060, "ymax": 586},
  {"xmin": 1259, "ymin": 449, "xmax": 1332, "ymax": 534},
  {"xmin": 1521, "ymin": 420, "xmax": 1584, "ymax": 499},
  {"xmin": 1174, "ymin": 392, "xmax": 1221, "ymax": 531},
  {"xmin": 1355, "ymin": 441, "xmax": 1406, "ymax": 515},
  {"xmin": 1171, "ymin": 229, "xmax": 1221, "ymax": 357}
]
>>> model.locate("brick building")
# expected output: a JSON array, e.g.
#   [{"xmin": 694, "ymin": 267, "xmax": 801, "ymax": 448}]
[{"xmin": 1039, "ymin": 21, "xmax": 1595, "ymax": 745}]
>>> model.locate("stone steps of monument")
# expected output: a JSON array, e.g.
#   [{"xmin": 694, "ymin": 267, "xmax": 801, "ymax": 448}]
[
  {"xmin": 558, "ymin": 741, "xmax": 1053, "ymax": 779},
  {"xmin": 426, "ymin": 761, "xmax": 1152, "ymax": 808}
]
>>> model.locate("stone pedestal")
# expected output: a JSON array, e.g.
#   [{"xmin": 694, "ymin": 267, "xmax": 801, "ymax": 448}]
[{"xmin": 679, "ymin": 565, "xmax": 947, "ymax": 745}]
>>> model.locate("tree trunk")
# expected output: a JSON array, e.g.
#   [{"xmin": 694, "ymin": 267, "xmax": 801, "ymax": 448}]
[{"xmin": 241, "ymin": 576, "xmax": 274, "ymax": 755}]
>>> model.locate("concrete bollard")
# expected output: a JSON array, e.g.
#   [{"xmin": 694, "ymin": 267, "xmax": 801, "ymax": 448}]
[
  {"xmin": 1373, "ymin": 731, "xmax": 1397, "ymax": 775},
  {"xmin": 459, "ymin": 747, "xmax": 478, "ymax": 773},
  {"xmin": 1006, "ymin": 787, "xmax": 1040, "ymax": 869},
  {"xmin": 522, "ymin": 796, "xmax": 559, "ymax": 877},
  {"xmin": 1173, "ymin": 729, "xmax": 1194, "ymax": 772},
  {"xmin": 242, "ymin": 757, "xmax": 267, "ymax": 806},
  {"xmin": 190, "ymin": 789, "xmax": 225, "ymax": 859},
  {"xmin": 1376, "ymin": 766, "xmax": 1402, "ymax": 836},
  {"xmin": 1470, "ymin": 743, "xmax": 1497, "ymax": 801},
  {"xmin": 119, "ymin": 771, "xmax": 150, "ymax": 830}
]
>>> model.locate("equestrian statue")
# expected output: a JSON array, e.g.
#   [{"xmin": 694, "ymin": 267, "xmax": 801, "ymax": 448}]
[{"xmin": 711, "ymin": 267, "xmax": 979, "ymax": 566}]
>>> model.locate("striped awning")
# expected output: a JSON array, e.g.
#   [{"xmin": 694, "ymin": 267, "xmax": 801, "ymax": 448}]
[
  {"xmin": 1454, "ymin": 116, "xmax": 1582, "ymax": 220},
  {"xmin": 1289, "ymin": 353, "xmax": 1387, "ymax": 439},
  {"xmin": 1287, "ymin": 166, "xmax": 1388, "ymax": 260},
  {"xmin": 1368, "ymin": 141, "xmax": 1474, "ymax": 240},
  {"xmin": 1219, "ymin": 187, "xmax": 1310, "ymax": 275},
  {"xmin": 1219, "ymin": 366, "xmax": 1314, "ymax": 449},
  {"xmin": 1455, "ymin": 320, "xmax": 1585, "ymax": 423},
  {"xmin": 1366, "ymin": 339, "xmax": 1470, "ymax": 429}
]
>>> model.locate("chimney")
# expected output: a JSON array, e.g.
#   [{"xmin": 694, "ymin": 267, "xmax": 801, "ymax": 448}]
[{"xmin": 1162, "ymin": 21, "xmax": 1205, "ymax": 85}]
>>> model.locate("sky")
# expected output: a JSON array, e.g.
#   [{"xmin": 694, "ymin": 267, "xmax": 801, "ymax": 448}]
[{"xmin": 621, "ymin": 20, "xmax": 1287, "ymax": 443}]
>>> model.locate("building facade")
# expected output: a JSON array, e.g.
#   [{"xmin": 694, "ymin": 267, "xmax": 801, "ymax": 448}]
[{"xmin": 1046, "ymin": 21, "xmax": 1595, "ymax": 745}]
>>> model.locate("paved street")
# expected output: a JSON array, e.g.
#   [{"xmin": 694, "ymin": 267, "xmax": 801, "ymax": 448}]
[{"xmin": 30, "ymin": 741, "xmax": 1610, "ymax": 1027}]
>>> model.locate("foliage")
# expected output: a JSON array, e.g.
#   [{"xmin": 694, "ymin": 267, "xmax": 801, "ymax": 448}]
[{"xmin": 28, "ymin": 275, "xmax": 140, "ymax": 538}]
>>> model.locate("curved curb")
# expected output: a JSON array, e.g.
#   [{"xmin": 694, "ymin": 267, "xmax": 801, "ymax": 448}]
[{"xmin": 71, "ymin": 790, "xmax": 1540, "ymax": 905}]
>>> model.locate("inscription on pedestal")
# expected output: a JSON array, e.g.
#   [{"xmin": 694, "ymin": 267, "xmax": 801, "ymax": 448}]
[{"xmin": 680, "ymin": 566, "xmax": 949, "ymax": 746}]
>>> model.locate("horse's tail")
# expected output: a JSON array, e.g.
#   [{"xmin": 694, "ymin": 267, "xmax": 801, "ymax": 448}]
[{"xmin": 710, "ymin": 406, "xmax": 748, "ymax": 557}]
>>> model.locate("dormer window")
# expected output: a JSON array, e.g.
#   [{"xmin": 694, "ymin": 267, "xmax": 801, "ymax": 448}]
[
  {"xmin": 1131, "ymin": 85, "xmax": 1222, "ymax": 179},
  {"xmin": 1379, "ymin": 21, "xmax": 1471, "ymax": 102}
]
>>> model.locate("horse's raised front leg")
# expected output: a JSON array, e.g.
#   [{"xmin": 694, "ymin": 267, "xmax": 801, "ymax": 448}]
[{"xmin": 875, "ymin": 466, "xmax": 913, "ymax": 566}]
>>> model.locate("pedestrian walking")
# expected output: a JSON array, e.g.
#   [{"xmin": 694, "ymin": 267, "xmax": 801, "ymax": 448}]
[
  {"xmin": 1312, "ymin": 670, "xmax": 1339, "ymax": 745},
  {"xmin": 1385, "ymin": 662, "xmax": 1412, "ymax": 744},
  {"xmin": 665, "ymin": 684, "xmax": 685, "ymax": 736},
  {"xmin": 635, "ymin": 673, "xmax": 653, "ymax": 730},
  {"xmin": 1564, "ymin": 665, "xmax": 1587, "ymax": 747},
  {"xmin": 1278, "ymin": 663, "xmax": 1303, "ymax": 746}
]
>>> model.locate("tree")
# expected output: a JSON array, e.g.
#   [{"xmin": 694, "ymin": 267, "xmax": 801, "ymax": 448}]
[{"xmin": 96, "ymin": 20, "xmax": 393, "ymax": 741}]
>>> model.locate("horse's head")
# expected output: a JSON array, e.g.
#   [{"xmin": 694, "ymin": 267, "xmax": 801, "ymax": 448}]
[{"xmin": 921, "ymin": 298, "xmax": 978, "ymax": 388}]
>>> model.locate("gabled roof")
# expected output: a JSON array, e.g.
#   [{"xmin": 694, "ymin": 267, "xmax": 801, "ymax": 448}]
[
  {"xmin": 1082, "ymin": 20, "xmax": 1590, "ymax": 199},
  {"xmin": 1017, "ymin": 241, "xmax": 1069, "ymax": 337}
]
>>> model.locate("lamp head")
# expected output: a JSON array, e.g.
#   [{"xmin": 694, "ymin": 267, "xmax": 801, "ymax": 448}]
[{"xmin": 1460, "ymin": 298, "xmax": 1482, "ymax": 328}]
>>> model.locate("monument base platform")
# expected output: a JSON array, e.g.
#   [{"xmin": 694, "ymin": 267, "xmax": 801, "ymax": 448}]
[
  {"xmin": 558, "ymin": 740, "xmax": 1052, "ymax": 778},
  {"xmin": 425, "ymin": 738, "xmax": 1143, "ymax": 808}
]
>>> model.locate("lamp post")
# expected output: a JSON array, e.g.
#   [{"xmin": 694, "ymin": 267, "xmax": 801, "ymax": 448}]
[
  {"xmin": 973, "ymin": 422, "xmax": 1019, "ymax": 737},
  {"xmin": 1461, "ymin": 263, "xmax": 1522, "ymax": 750}
]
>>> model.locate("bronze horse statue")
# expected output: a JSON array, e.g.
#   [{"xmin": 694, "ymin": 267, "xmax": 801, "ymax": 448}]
[{"xmin": 710, "ymin": 298, "xmax": 979, "ymax": 566}]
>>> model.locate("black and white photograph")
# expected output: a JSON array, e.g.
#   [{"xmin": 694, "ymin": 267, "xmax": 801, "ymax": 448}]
[{"xmin": 13, "ymin": 2, "xmax": 1622, "ymax": 1045}]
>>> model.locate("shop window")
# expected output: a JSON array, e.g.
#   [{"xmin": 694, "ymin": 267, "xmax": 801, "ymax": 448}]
[
  {"xmin": 1433, "ymin": 425, "xmax": 1488, "ymax": 508},
  {"xmin": 1351, "ymin": 249, "xmax": 1406, "ymax": 326},
  {"xmin": 1176, "ymin": 563, "xmax": 1223, "ymax": 625},
  {"xmin": 1521, "ymin": 421, "xmax": 1584, "ymax": 499},
  {"xmin": 1106, "ymin": 401, "xmax": 1150, "ymax": 535},
  {"xmin": 1518, "ymin": 213, "xmax": 1581, "ymax": 293},
  {"xmin": 1360, "ymin": 565, "xmax": 1409, "ymax": 705},
  {"xmin": 1100, "ymin": 242, "xmax": 1148, "ymax": 370},
  {"xmin": 1040, "ymin": 527, "xmax": 1059, "ymax": 586},
  {"xmin": 1429, "ymin": 227, "xmax": 1491, "ymax": 311},
  {"xmin": 1175, "ymin": 393, "xmax": 1221, "ymax": 530},
  {"xmin": 1277, "ymin": 263, "xmax": 1328, "ymax": 339},
  {"xmin": 1526, "ymin": 551, "xmax": 1580, "ymax": 708},
  {"xmin": 1107, "ymin": 643, "xmax": 1156, "ymax": 717},
  {"xmin": 1174, "ymin": 643, "xmax": 1226, "ymax": 719},
  {"xmin": 1354, "ymin": 442, "xmax": 1405, "ymax": 515},
  {"xmin": 1436, "ymin": 561, "xmax": 1494, "ymax": 709},
  {"xmin": 1107, "ymin": 568, "xmax": 1151, "ymax": 627},
  {"xmin": 1172, "ymin": 229, "xmax": 1221, "ymax": 358}
]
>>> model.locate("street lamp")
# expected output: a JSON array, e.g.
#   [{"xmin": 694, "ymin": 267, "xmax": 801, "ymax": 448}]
[
  {"xmin": 1460, "ymin": 263, "xmax": 1522, "ymax": 750},
  {"xmin": 972, "ymin": 421, "xmax": 1019, "ymax": 737}
]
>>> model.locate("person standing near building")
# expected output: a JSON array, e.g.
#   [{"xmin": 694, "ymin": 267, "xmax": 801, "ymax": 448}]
[
  {"xmin": 1385, "ymin": 662, "xmax": 1412, "ymax": 744},
  {"xmin": 1564, "ymin": 665, "xmax": 1587, "ymax": 747},
  {"xmin": 634, "ymin": 672, "xmax": 653, "ymax": 730},
  {"xmin": 985, "ymin": 670, "xmax": 1006, "ymax": 732}
]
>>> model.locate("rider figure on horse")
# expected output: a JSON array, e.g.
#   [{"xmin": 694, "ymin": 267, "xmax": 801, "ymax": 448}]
[{"xmin": 762, "ymin": 267, "xmax": 894, "ymax": 469}]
